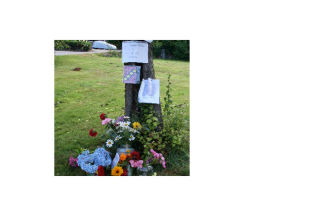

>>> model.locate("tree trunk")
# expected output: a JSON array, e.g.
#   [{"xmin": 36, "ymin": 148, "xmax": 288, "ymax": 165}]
[{"xmin": 124, "ymin": 41, "xmax": 163, "ymax": 128}]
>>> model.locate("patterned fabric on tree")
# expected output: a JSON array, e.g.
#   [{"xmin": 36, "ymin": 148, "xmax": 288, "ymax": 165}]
[{"xmin": 123, "ymin": 66, "xmax": 141, "ymax": 84}]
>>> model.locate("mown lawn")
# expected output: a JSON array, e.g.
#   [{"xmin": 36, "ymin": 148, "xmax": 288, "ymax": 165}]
[{"xmin": 54, "ymin": 53, "xmax": 189, "ymax": 176}]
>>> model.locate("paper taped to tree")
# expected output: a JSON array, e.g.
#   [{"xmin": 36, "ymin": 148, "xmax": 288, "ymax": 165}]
[
  {"xmin": 138, "ymin": 78, "xmax": 160, "ymax": 104},
  {"xmin": 122, "ymin": 41, "xmax": 148, "ymax": 63}
]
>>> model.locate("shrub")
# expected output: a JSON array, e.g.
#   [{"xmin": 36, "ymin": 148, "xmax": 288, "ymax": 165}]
[
  {"xmin": 162, "ymin": 73, "xmax": 189, "ymax": 151},
  {"xmin": 54, "ymin": 40, "xmax": 70, "ymax": 50},
  {"xmin": 135, "ymin": 73, "xmax": 189, "ymax": 156},
  {"xmin": 54, "ymin": 40, "xmax": 92, "ymax": 51},
  {"xmin": 153, "ymin": 40, "xmax": 189, "ymax": 61}
]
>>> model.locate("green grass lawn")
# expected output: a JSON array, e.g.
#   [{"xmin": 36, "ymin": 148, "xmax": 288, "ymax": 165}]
[{"xmin": 54, "ymin": 53, "xmax": 189, "ymax": 176}]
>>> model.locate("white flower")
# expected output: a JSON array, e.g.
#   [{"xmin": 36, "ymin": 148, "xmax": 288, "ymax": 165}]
[
  {"xmin": 115, "ymin": 135, "xmax": 122, "ymax": 141},
  {"xmin": 106, "ymin": 139, "xmax": 114, "ymax": 147},
  {"xmin": 128, "ymin": 134, "xmax": 135, "ymax": 141},
  {"xmin": 128, "ymin": 127, "xmax": 138, "ymax": 133},
  {"xmin": 124, "ymin": 116, "xmax": 130, "ymax": 119},
  {"xmin": 119, "ymin": 121, "xmax": 131, "ymax": 129}
]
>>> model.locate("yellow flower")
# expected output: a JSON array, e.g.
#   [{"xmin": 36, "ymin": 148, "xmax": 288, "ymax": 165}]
[
  {"xmin": 133, "ymin": 122, "xmax": 142, "ymax": 129},
  {"xmin": 111, "ymin": 166, "xmax": 123, "ymax": 176},
  {"xmin": 120, "ymin": 153, "xmax": 127, "ymax": 161}
]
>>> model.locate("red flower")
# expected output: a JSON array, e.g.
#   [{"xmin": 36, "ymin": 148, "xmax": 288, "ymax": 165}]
[
  {"xmin": 130, "ymin": 151, "xmax": 141, "ymax": 160},
  {"xmin": 89, "ymin": 128, "xmax": 98, "ymax": 137},
  {"xmin": 97, "ymin": 166, "xmax": 105, "ymax": 176},
  {"xmin": 121, "ymin": 168, "xmax": 128, "ymax": 176},
  {"xmin": 100, "ymin": 113, "xmax": 106, "ymax": 120}
]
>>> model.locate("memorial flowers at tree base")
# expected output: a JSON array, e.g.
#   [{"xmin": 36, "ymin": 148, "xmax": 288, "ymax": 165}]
[{"xmin": 68, "ymin": 113, "xmax": 166, "ymax": 176}]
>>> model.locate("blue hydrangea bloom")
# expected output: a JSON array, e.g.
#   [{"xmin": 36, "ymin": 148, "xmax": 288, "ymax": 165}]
[
  {"xmin": 77, "ymin": 148, "xmax": 111, "ymax": 174},
  {"xmin": 93, "ymin": 147, "xmax": 112, "ymax": 167}
]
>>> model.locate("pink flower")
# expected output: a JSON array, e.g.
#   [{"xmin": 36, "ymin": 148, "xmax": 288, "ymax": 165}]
[
  {"xmin": 69, "ymin": 156, "xmax": 78, "ymax": 167},
  {"xmin": 162, "ymin": 161, "xmax": 166, "ymax": 168},
  {"xmin": 149, "ymin": 149, "xmax": 166, "ymax": 169},
  {"xmin": 129, "ymin": 160, "xmax": 143, "ymax": 168},
  {"xmin": 150, "ymin": 149, "xmax": 156, "ymax": 155},
  {"xmin": 155, "ymin": 153, "xmax": 160, "ymax": 159},
  {"xmin": 102, "ymin": 118, "xmax": 111, "ymax": 125}
]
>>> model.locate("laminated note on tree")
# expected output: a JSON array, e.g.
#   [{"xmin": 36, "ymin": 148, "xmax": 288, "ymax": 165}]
[
  {"xmin": 123, "ymin": 66, "xmax": 141, "ymax": 84},
  {"xmin": 138, "ymin": 78, "xmax": 160, "ymax": 104},
  {"xmin": 122, "ymin": 41, "xmax": 148, "ymax": 63}
]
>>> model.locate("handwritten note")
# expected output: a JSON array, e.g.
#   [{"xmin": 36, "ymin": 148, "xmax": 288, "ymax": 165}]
[{"xmin": 122, "ymin": 41, "xmax": 148, "ymax": 63}]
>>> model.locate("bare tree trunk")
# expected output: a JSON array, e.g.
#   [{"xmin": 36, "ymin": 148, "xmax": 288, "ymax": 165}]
[{"xmin": 124, "ymin": 41, "xmax": 163, "ymax": 128}]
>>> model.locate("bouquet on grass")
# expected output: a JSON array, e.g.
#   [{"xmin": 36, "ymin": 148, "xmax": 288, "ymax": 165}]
[{"xmin": 68, "ymin": 113, "xmax": 166, "ymax": 176}]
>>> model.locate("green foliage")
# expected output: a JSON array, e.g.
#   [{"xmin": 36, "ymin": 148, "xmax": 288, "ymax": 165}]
[
  {"xmin": 164, "ymin": 73, "xmax": 173, "ymax": 116},
  {"xmin": 136, "ymin": 104, "xmax": 165, "ymax": 156},
  {"xmin": 105, "ymin": 40, "xmax": 123, "ymax": 49},
  {"xmin": 162, "ymin": 104, "xmax": 189, "ymax": 151},
  {"xmin": 136, "ymin": 73, "xmax": 189, "ymax": 160},
  {"xmin": 162, "ymin": 73, "xmax": 189, "ymax": 151},
  {"xmin": 153, "ymin": 40, "xmax": 189, "ymax": 61},
  {"xmin": 54, "ymin": 40, "xmax": 92, "ymax": 51},
  {"xmin": 54, "ymin": 40, "xmax": 70, "ymax": 50}
]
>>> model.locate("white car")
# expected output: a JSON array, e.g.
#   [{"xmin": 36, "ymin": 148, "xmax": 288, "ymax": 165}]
[{"xmin": 92, "ymin": 41, "xmax": 117, "ymax": 50}]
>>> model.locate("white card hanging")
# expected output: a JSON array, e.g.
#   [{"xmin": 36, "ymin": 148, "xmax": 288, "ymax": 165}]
[
  {"xmin": 138, "ymin": 78, "xmax": 160, "ymax": 104},
  {"xmin": 122, "ymin": 41, "xmax": 148, "ymax": 63}
]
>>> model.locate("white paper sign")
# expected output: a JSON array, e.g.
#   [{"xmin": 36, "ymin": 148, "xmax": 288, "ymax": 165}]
[
  {"xmin": 122, "ymin": 41, "xmax": 148, "ymax": 63},
  {"xmin": 138, "ymin": 78, "xmax": 160, "ymax": 104}
]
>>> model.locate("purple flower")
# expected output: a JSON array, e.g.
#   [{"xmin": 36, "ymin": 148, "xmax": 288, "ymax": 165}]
[
  {"xmin": 69, "ymin": 156, "xmax": 78, "ymax": 167},
  {"xmin": 116, "ymin": 116, "xmax": 124, "ymax": 124}
]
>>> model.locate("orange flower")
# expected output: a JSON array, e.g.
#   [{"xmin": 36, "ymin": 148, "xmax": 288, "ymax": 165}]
[
  {"xmin": 120, "ymin": 153, "xmax": 127, "ymax": 161},
  {"xmin": 111, "ymin": 166, "xmax": 123, "ymax": 176}
]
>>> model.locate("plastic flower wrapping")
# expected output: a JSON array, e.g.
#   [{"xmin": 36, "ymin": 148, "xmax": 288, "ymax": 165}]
[{"xmin": 69, "ymin": 113, "xmax": 166, "ymax": 176}]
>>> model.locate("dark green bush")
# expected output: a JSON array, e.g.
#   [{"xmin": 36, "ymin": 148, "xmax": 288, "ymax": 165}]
[
  {"xmin": 153, "ymin": 40, "xmax": 189, "ymax": 61},
  {"xmin": 54, "ymin": 40, "xmax": 92, "ymax": 51},
  {"xmin": 54, "ymin": 40, "xmax": 70, "ymax": 50}
]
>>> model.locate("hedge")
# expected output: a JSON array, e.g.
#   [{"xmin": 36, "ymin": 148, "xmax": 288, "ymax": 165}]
[{"xmin": 54, "ymin": 40, "xmax": 92, "ymax": 51}]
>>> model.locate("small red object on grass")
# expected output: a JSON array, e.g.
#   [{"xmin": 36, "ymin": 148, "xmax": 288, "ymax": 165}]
[
  {"xmin": 89, "ymin": 128, "xmax": 98, "ymax": 137},
  {"xmin": 100, "ymin": 113, "xmax": 106, "ymax": 120}
]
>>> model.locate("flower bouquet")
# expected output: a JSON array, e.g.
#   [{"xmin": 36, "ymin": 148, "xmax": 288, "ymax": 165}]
[{"xmin": 68, "ymin": 113, "xmax": 166, "ymax": 176}]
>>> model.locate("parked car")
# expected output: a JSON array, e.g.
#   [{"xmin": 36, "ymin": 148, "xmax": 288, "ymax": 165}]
[{"xmin": 92, "ymin": 41, "xmax": 117, "ymax": 50}]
